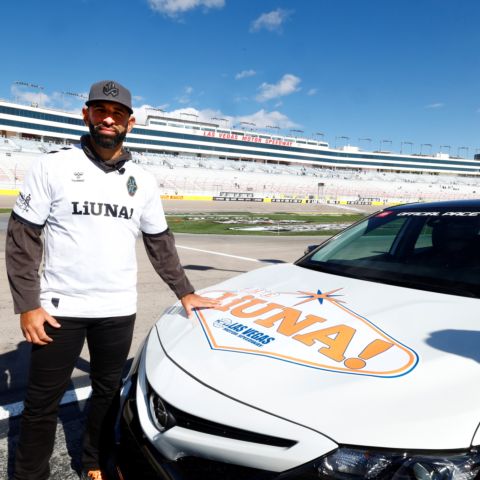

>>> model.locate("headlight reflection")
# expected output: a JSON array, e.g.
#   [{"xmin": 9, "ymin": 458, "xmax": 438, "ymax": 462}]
[{"xmin": 317, "ymin": 447, "xmax": 480, "ymax": 479}]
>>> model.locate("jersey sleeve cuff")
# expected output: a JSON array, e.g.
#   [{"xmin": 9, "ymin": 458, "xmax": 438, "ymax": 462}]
[{"xmin": 11, "ymin": 210, "xmax": 45, "ymax": 229}]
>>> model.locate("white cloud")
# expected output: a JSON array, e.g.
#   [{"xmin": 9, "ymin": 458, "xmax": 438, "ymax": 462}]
[
  {"xmin": 134, "ymin": 104, "xmax": 298, "ymax": 131},
  {"xmin": 11, "ymin": 85, "xmax": 90, "ymax": 113},
  {"xmin": 236, "ymin": 109, "xmax": 297, "ymax": 130},
  {"xmin": 307, "ymin": 88, "xmax": 317, "ymax": 96},
  {"xmin": 134, "ymin": 105, "xmax": 232, "ymax": 127},
  {"xmin": 233, "ymin": 95, "xmax": 250, "ymax": 103},
  {"xmin": 256, "ymin": 74, "xmax": 301, "ymax": 102},
  {"xmin": 250, "ymin": 8, "xmax": 292, "ymax": 33},
  {"xmin": 11, "ymin": 85, "xmax": 52, "ymax": 108},
  {"xmin": 183, "ymin": 107, "xmax": 233, "ymax": 126},
  {"xmin": 133, "ymin": 104, "xmax": 170, "ymax": 124},
  {"xmin": 148, "ymin": 0, "xmax": 225, "ymax": 17},
  {"xmin": 188, "ymin": 108, "xmax": 297, "ymax": 131},
  {"xmin": 425, "ymin": 102, "xmax": 445, "ymax": 109},
  {"xmin": 177, "ymin": 86, "xmax": 194, "ymax": 104},
  {"xmin": 235, "ymin": 69, "xmax": 256, "ymax": 80}
]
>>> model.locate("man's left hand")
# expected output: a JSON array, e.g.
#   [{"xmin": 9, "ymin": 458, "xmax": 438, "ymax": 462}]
[{"xmin": 180, "ymin": 293, "xmax": 220, "ymax": 318}]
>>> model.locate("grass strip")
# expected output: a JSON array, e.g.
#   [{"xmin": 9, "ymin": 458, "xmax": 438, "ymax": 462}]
[
  {"xmin": 0, "ymin": 209, "xmax": 365, "ymax": 236},
  {"xmin": 167, "ymin": 212, "xmax": 365, "ymax": 235}
]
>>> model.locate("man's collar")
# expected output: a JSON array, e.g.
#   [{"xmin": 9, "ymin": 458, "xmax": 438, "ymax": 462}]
[{"xmin": 80, "ymin": 135, "xmax": 132, "ymax": 173}]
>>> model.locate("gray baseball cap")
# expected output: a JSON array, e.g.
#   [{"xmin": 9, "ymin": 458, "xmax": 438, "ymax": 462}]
[{"xmin": 85, "ymin": 80, "xmax": 133, "ymax": 114}]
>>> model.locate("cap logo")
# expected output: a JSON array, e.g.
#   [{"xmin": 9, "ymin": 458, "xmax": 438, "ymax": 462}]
[{"xmin": 103, "ymin": 81, "xmax": 119, "ymax": 98}]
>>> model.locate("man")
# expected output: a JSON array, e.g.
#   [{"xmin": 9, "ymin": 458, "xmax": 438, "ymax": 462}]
[{"xmin": 6, "ymin": 80, "xmax": 217, "ymax": 480}]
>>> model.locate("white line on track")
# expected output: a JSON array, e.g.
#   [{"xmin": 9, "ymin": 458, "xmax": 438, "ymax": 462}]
[
  {"xmin": 0, "ymin": 247, "xmax": 260, "ymax": 420},
  {"xmin": 0, "ymin": 386, "xmax": 92, "ymax": 421},
  {"xmin": 177, "ymin": 245, "xmax": 262, "ymax": 263}
]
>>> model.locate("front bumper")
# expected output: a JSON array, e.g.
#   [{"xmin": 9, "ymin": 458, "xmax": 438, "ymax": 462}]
[
  {"xmin": 115, "ymin": 329, "xmax": 337, "ymax": 479},
  {"xmin": 115, "ymin": 328, "xmax": 480, "ymax": 480},
  {"xmin": 117, "ymin": 378, "xmax": 283, "ymax": 480}
]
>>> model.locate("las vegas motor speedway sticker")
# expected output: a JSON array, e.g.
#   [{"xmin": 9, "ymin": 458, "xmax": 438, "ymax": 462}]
[{"xmin": 195, "ymin": 288, "xmax": 418, "ymax": 378}]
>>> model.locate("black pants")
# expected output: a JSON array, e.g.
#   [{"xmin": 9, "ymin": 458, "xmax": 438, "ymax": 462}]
[{"xmin": 14, "ymin": 314, "xmax": 136, "ymax": 480}]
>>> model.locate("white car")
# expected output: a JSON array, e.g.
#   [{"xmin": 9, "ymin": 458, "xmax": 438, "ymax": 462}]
[{"xmin": 116, "ymin": 200, "xmax": 480, "ymax": 480}]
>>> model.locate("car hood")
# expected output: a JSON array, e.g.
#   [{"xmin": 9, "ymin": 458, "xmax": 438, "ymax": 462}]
[{"xmin": 155, "ymin": 263, "xmax": 480, "ymax": 450}]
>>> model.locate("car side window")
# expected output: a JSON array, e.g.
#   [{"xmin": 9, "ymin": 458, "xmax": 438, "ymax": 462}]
[{"xmin": 410, "ymin": 217, "xmax": 480, "ymax": 268}]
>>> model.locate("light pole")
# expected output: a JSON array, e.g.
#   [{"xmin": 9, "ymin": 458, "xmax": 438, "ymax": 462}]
[
  {"xmin": 14, "ymin": 81, "xmax": 44, "ymax": 89},
  {"xmin": 317, "ymin": 182, "xmax": 324, "ymax": 199},
  {"xmin": 358, "ymin": 137, "xmax": 372, "ymax": 150},
  {"xmin": 420, "ymin": 143, "xmax": 432, "ymax": 156},
  {"xmin": 180, "ymin": 112, "xmax": 198, "ymax": 122},
  {"xmin": 61, "ymin": 90, "xmax": 87, "ymax": 106},
  {"xmin": 240, "ymin": 121, "xmax": 256, "ymax": 131},
  {"xmin": 379, "ymin": 139, "xmax": 392, "ymax": 152},
  {"xmin": 440, "ymin": 145, "xmax": 451, "ymax": 155},
  {"xmin": 290, "ymin": 129, "xmax": 304, "ymax": 137},
  {"xmin": 211, "ymin": 117, "xmax": 228, "ymax": 127},
  {"xmin": 400, "ymin": 141, "xmax": 413, "ymax": 154},
  {"xmin": 13, "ymin": 81, "xmax": 45, "ymax": 106},
  {"xmin": 147, "ymin": 107, "xmax": 165, "ymax": 116},
  {"xmin": 266, "ymin": 125, "xmax": 280, "ymax": 132},
  {"xmin": 457, "ymin": 146, "xmax": 469, "ymax": 158},
  {"xmin": 335, "ymin": 136, "xmax": 349, "ymax": 149}
]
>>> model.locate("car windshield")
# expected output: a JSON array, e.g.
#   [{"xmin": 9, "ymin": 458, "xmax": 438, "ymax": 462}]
[{"xmin": 296, "ymin": 207, "xmax": 480, "ymax": 298}]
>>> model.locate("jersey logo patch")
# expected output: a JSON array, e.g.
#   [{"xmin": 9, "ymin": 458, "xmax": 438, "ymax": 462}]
[
  {"xmin": 16, "ymin": 192, "xmax": 31, "ymax": 212},
  {"xmin": 127, "ymin": 176, "xmax": 137, "ymax": 196},
  {"xmin": 72, "ymin": 172, "xmax": 84, "ymax": 182}
]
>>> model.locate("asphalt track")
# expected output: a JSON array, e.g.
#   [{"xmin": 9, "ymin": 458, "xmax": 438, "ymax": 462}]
[{"xmin": 0, "ymin": 198, "xmax": 366, "ymax": 479}]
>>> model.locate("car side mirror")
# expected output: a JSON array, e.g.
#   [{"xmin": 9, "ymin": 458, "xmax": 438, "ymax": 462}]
[{"xmin": 304, "ymin": 244, "xmax": 319, "ymax": 255}]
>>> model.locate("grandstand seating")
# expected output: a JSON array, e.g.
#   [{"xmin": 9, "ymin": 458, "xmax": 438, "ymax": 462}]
[{"xmin": 1, "ymin": 136, "xmax": 478, "ymax": 204}]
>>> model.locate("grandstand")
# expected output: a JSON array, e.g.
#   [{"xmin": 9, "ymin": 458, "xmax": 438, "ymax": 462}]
[
  {"xmin": 1, "ymin": 98, "xmax": 479, "ymax": 207},
  {"xmin": 1, "ymin": 136, "xmax": 478, "ymax": 205},
  {"xmin": 132, "ymin": 151, "xmax": 479, "ymax": 204}
]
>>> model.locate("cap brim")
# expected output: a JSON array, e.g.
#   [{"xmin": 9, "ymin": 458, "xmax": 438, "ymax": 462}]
[{"xmin": 85, "ymin": 99, "xmax": 133, "ymax": 115}]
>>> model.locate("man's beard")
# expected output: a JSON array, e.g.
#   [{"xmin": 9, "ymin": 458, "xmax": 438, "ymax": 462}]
[{"xmin": 89, "ymin": 123, "xmax": 127, "ymax": 149}]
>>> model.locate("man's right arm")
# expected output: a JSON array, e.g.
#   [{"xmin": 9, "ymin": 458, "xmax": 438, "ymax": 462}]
[
  {"xmin": 6, "ymin": 213, "xmax": 60, "ymax": 344},
  {"xmin": 6, "ymin": 212, "xmax": 43, "ymax": 313}
]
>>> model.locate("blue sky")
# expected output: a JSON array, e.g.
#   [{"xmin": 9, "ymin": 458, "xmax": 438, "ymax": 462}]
[{"xmin": 1, "ymin": 0, "xmax": 480, "ymax": 157}]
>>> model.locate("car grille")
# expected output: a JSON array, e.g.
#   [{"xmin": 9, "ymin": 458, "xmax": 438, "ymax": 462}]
[{"xmin": 164, "ymin": 399, "xmax": 297, "ymax": 448}]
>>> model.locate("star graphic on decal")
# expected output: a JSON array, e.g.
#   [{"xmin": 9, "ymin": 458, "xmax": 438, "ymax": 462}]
[{"xmin": 294, "ymin": 288, "xmax": 344, "ymax": 306}]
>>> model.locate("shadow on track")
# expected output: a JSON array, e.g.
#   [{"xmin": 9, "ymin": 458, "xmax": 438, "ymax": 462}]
[{"xmin": 0, "ymin": 342, "xmax": 90, "ymax": 477}]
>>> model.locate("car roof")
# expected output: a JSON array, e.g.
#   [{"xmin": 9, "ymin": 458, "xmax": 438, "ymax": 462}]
[{"xmin": 389, "ymin": 199, "xmax": 480, "ymax": 211}]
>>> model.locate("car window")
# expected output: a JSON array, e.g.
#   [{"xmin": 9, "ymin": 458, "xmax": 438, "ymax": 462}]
[
  {"xmin": 312, "ymin": 217, "xmax": 408, "ymax": 262},
  {"xmin": 297, "ymin": 209, "xmax": 480, "ymax": 298},
  {"xmin": 412, "ymin": 222, "xmax": 433, "ymax": 250}
]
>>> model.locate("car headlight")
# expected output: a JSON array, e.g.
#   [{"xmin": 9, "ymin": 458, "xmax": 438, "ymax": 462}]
[
  {"xmin": 316, "ymin": 446, "xmax": 480, "ymax": 479},
  {"xmin": 147, "ymin": 385, "xmax": 176, "ymax": 432}
]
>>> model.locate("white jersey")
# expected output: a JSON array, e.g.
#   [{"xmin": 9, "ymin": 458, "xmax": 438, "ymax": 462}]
[{"xmin": 13, "ymin": 145, "xmax": 168, "ymax": 317}]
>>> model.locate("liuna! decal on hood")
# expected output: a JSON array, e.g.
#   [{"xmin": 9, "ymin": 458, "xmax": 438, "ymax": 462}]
[{"xmin": 195, "ymin": 288, "xmax": 419, "ymax": 378}]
